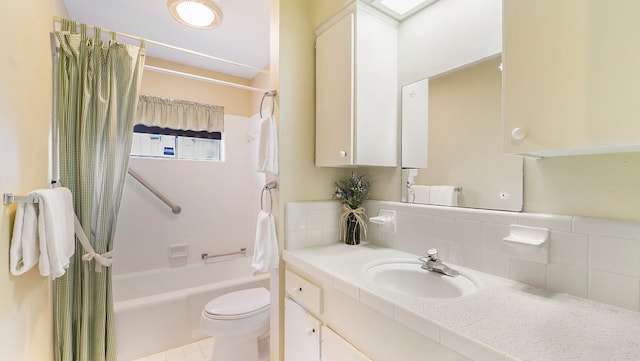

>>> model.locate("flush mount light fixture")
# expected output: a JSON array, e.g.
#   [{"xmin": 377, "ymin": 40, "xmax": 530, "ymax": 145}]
[
  {"xmin": 369, "ymin": 0, "xmax": 439, "ymax": 20},
  {"xmin": 167, "ymin": 0, "xmax": 223, "ymax": 30}
]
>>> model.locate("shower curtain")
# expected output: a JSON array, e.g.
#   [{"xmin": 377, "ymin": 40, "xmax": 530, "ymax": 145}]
[{"xmin": 54, "ymin": 20, "xmax": 145, "ymax": 361}]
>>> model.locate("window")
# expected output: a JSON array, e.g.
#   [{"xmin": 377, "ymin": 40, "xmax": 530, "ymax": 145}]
[{"xmin": 131, "ymin": 125, "xmax": 223, "ymax": 161}]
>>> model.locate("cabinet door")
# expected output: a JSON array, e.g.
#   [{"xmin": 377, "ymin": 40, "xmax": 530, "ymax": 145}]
[
  {"xmin": 354, "ymin": 7, "xmax": 398, "ymax": 167},
  {"xmin": 321, "ymin": 326, "xmax": 373, "ymax": 361},
  {"xmin": 285, "ymin": 298, "xmax": 321, "ymax": 361},
  {"xmin": 503, "ymin": 0, "xmax": 640, "ymax": 156},
  {"xmin": 316, "ymin": 13, "xmax": 354, "ymax": 167}
]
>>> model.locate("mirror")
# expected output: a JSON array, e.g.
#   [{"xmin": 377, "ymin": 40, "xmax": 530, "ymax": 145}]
[
  {"xmin": 398, "ymin": 0, "xmax": 523, "ymax": 211},
  {"xmin": 401, "ymin": 57, "xmax": 523, "ymax": 211}
]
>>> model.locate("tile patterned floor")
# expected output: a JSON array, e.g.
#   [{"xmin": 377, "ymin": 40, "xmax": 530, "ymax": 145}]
[{"xmin": 133, "ymin": 337, "xmax": 214, "ymax": 361}]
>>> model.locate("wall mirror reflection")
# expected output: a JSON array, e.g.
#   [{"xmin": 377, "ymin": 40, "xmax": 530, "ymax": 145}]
[
  {"xmin": 401, "ymin": 57, "xmax": 523, "ymax": 211},
  {"xmin": 397, "ymin": 0, "xmax": 523, "ymax": 211}
]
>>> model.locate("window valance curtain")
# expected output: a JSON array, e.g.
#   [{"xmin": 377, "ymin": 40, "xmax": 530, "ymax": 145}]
[{"xmin": 136, "ymin": 94, "xmax": 224, "ymax": 132}]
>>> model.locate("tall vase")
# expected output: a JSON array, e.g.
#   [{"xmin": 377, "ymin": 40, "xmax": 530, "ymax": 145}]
[{"xmin": 345, "ymin": 212, "xmax": 361, "ymax": 245}]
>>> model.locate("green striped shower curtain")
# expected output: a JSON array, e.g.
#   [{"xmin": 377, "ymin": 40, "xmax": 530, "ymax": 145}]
[{"xmin": 54, "ymin": 20, "xmax": 145, "ymax": 361}]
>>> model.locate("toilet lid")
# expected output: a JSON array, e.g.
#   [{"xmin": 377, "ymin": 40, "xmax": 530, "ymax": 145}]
[{"xmin": 204, "ymin": 287, "xmax": 270, "ymax": 319}]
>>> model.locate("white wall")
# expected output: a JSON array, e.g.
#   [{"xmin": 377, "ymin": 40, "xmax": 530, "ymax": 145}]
[{"xmin": 112, "ymin": 115, "xmax": 263, "ymax": 274}]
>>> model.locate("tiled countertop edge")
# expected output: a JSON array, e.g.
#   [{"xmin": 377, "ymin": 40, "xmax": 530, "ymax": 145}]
[{"xmin": 282, "ymin": 249, "xmax": 522, "ymax": 361}]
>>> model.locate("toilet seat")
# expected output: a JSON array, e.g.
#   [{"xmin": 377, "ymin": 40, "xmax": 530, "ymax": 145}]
[{"xmin": 204, "ymin": 287, "xmax": 270, "ymax": 320}]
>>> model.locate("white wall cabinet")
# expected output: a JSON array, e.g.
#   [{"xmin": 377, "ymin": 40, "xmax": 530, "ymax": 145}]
[
  {"xmin": 315, "ymin": 3, "xmax": 398, "ymax": 167},
  {"xmin": 503, "ymin": 0, "xmax": 640, "ymax": 157}
]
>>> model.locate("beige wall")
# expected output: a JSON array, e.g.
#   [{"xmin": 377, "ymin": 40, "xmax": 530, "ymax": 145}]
[
  {"xmin": 275, "ymin": 0, "xmax": 351, "ymax": 238},
  {"xmin": 524, "ymin": 153, "xmax": 640, "ymax": 221},
  {"xmin": 141, "ymin": 57, "xmax": 256, "ymax": 117},
  {"xmin": 0, "ymin": 2, "xmax": 55, "ymax": 360}
]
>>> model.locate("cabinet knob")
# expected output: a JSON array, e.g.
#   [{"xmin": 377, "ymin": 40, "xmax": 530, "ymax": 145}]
[
  {"xmin": 305, "ymin": 328, "xmax": 316, "ymax": 335},
  {"xmin": 338, "ymin": 150, "xmax": 347, "ymax": 158},
  {"xmin": 511, "ymin": 127, "xmax": 527, "ymax": 141}
]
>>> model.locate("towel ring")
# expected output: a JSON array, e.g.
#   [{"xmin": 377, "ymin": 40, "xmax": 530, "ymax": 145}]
[
  {"xmin": 260, "ymin": 181, "xmax": 277, "ymax": 213},
  {"xmin": 260, "ymin": 188, "xmax": 272, "ymax": 213},
  {"xmin": 260, "ymin": 90, "xmax": 277, "ymax": 118}
]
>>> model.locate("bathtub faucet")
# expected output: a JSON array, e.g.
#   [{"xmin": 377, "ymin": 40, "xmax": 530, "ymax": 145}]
[{"xmin": 419, "ymin": 248, "xmax": 459, "ymax": 277}]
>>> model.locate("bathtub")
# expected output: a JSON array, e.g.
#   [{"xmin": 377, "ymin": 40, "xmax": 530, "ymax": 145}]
[{"xmin": 113, "ymin": 256, "xmax": 270, "ymax": 361}]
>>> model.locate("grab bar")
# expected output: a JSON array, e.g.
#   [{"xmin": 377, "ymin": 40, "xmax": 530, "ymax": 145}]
[
  {"xmin": 127, "ymin": 168, "xmax": 182, "ymax": 214},
  {"xmin": 201, "ymin": 248, "xmax": 247, "ymax": 260}
]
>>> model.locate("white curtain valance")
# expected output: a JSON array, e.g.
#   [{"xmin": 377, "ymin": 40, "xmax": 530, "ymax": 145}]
[{"xmin": 136, "ymin": 95, "xmax": 224, "ymax": 132}]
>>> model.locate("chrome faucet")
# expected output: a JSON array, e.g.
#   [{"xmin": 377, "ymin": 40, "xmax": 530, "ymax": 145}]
[{"xmin": 419, "ymin": 248, "xmax": 459, "ymax": 277}]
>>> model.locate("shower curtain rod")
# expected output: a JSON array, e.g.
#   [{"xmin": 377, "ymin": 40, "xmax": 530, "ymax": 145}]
[
  {"xmin": 52, "ymin": 16, "xmax": 271, "ymax": 93},
  {"xmin": 144, "ymin": 65, "xmax": 270, "ymax": 93}
]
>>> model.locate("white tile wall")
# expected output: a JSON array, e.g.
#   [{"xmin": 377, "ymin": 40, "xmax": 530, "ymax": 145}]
[
  {"xmin": 113, "ymin": 115, "xmax": 263, "ymax": 275},
  {"xmin": 284, "ymin": 201, "xmax": 341, "ymax": 250},
  {"xmin": 285, "ymin": 200, "xmax": 640, "ymax": 312}
]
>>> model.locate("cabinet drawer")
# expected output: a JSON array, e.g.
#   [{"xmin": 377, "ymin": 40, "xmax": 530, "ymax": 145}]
[{"xmin": 285, "ymin": 270, "xmax": 323, "ymax": 315}]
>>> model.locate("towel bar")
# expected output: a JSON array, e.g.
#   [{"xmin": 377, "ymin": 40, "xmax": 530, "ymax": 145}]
[
  {"xmin": 3, "ymin": 193, "xmax": 40, "ymax": 205},
  {"xmin": 201, "ymin": 247, "xmax": 247, "ymax": 261},
  {"xmin": 407, "ymin": 185, "xmax": 463, "ymax": 192}
]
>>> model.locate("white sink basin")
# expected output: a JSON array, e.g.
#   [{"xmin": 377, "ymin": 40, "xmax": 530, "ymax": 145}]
[{"xmin": 363, "ymin": 259, "xmax": 478, "ymax": 299}]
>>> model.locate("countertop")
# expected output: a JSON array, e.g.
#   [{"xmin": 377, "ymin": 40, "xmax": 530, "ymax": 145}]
[{"xmin": 283, "ymin": 243, "xmax": 640, "ymax": 361}]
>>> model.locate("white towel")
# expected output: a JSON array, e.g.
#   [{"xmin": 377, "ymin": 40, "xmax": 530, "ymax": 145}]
[
  {"xmin": 429, "ymin": 185, "xmax": 458, "ymax": 206},
  {"xmin": 411, "ymin": 185, "xmax": 431, "ymax": 203},
  {"xmin": 9, "ymin": 188, "xmax": 76, "ymax": 279},
  {"xmin": 256, "ymin": 113, "xmax": 278, "ymax": 175},
  {"xmin": 9, "ymin": 202, "xmax": 40, "ymax": 275},
  {"xmin": 252, "ymin": 210, "xmax": 279, "ymax": 273},
  {"xmin": 35, "ymin": 188, "xmax": 76, "ymax": 279}
]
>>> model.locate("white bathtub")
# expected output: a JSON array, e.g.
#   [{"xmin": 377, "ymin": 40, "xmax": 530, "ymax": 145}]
[{"xmin": 113, "ymin": 256, "xmax": 270, "ymax": 361}]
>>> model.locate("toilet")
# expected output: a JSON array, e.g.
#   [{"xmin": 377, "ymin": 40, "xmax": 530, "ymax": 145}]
[{"xmin": 200, "ymin": 287, "xmax": 270, "ymax": 361}]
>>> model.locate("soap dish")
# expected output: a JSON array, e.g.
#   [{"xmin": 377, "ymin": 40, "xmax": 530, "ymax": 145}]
[
  {"xmin": 502, "ymin": 225, "xmax": 549, "ymax": 264},
  {"xmin": 369, "ymin": 209, "xmax": 396, "ymax": 233}
]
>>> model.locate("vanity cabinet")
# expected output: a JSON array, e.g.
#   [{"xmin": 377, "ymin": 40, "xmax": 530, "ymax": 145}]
[
  {"xmin": 315, "ymin": 3, "xmax": 398, "ymax": 167},
  {"xmin": 284, "ymin": 267, "xmax": 378, "ymax": 360},
  {"xmin": 503, "ymin": 0, "xmax": 640, "ymax": 156},
  {"xmin": 321, "ymin": 326, "xmax": 373, "ymax": 361},
  {"xmin": 284, "ymin": 298, "xmax": 321, "ymax": 361},
  {"xmin": 284, "ymin": 269, "xmax": 323, "ymax": 361}
]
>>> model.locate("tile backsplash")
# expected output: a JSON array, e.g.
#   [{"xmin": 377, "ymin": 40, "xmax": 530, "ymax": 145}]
[{"xmin": 285, "ymin": 200, "xmax": 640, "ymax": 312}]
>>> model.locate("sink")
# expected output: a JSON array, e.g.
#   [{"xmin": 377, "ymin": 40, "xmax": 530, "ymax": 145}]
[{"xmin": 362, "ymin": 259, "xmax": 478, "ymax": 299}]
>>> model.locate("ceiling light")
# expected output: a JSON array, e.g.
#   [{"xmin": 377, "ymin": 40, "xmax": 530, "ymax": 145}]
[
  {"xmin": 369, "ymin": 0, "xmax": 439, "ymax": 20},
  {"xmin": 167, "ymin": 0, "xmax": 223, "ymax": 30},
  {"xmin": 380, "ymin": 0, "xmax": 429, "ymax": 15}
]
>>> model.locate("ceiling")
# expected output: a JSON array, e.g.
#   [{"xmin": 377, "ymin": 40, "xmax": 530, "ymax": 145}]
[{"xmin": 63, "ymin": 0, "xmax": 271, "ymax": 79}]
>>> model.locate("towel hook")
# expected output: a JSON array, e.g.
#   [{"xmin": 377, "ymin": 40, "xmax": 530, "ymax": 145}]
[
  {"xmin": 260, "ymin": 181, "xmax": 277, "ymax": 213},
  {"xmin": 260, "ymin": 90, "xmax": 277, "ymax": 118}
]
